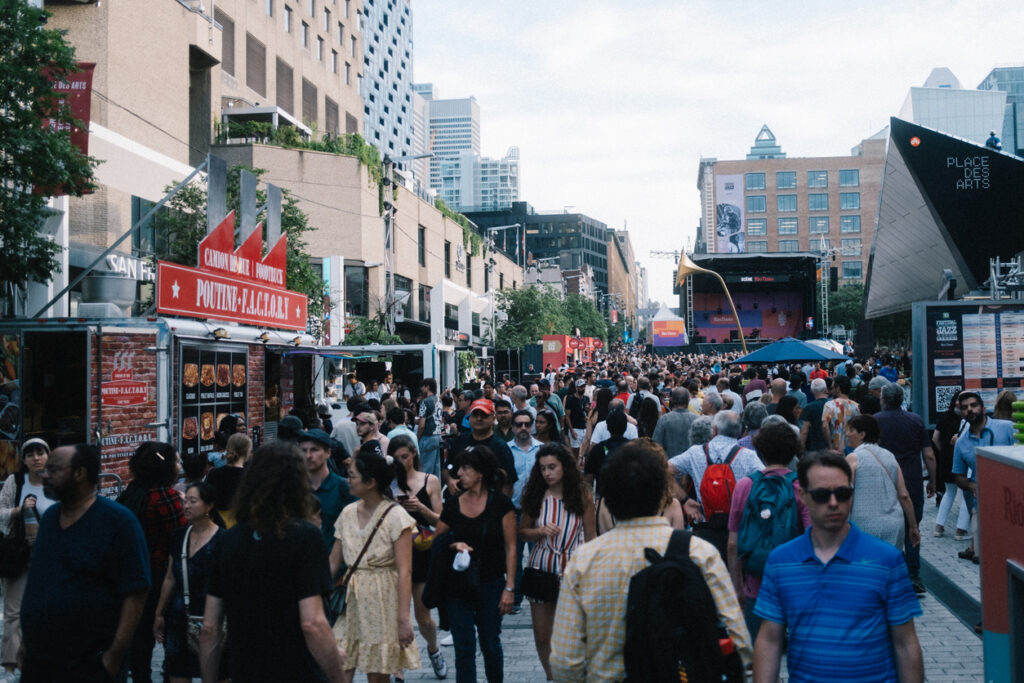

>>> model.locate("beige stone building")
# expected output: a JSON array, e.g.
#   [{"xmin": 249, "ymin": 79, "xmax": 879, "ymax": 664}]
[{"xmin": 606, "ymin": 232, "xmax": 638, "ymax": 332}]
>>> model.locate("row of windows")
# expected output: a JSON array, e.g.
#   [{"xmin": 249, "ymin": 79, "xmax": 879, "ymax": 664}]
[
  {"xmin": 746, "ymin": 192, "xmax": 860, "ymax": 213},
  {"xmin": 746, "ymin": 215, "xmax": 862, "ymax": 235},
  {"xmin": 745, "ymin": 169, "xmax": 860, "ymax": 190}
]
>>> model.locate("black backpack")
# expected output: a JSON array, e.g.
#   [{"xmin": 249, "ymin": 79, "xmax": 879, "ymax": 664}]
[{"xmin": 624, "ymin": 530, "xmax": 743, "ymax": 683}]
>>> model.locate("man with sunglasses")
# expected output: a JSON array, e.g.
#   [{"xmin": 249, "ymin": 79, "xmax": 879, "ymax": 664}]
[
  {"xmin": 451, "ymin": 399, "xmax": 517, "ymax": 498},
  {"xmin": 508, "ymin": 410, "xmax": 542, "ymax": 613},
  {"xmin": 753, "ymin": 453, "xmax": 924, "ymax": 683}
]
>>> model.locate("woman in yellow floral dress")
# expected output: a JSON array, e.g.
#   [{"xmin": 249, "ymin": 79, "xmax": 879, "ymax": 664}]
[{"xmin": 329, "ymin": 450, "xmax": 420, "ymax": 682}]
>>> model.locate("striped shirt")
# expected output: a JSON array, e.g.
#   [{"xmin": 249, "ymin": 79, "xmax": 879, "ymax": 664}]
[
  {"xmin": 550, "ymin": 516, "xmax": 751, "ymax": 682},
  {"xmin": 753, "ymin": 523, "xmax": 922, "ymax": 682},
  {"xmin": 526, "ymin": 495, "xmax": 584, "ymax": 575}
]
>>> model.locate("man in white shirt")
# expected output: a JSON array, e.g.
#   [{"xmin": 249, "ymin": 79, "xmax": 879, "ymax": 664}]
[{"xmin": 590, "ymin": 400, "xmax": 639, "ymax": 445}]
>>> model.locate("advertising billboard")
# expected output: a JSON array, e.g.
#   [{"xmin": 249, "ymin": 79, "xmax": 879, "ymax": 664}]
[
  {"xmin": 652, "ymin": 320, "xmax": 689, "ymax": 347},
  {"xmin": 715, "ymin": 174, "xmax": 745, "ymax": 253}
]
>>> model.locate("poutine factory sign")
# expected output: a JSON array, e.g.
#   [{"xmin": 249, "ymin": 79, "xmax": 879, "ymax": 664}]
[{"xmin": 157, "ymin": 212, "xmax": 308, "ymax": 331}]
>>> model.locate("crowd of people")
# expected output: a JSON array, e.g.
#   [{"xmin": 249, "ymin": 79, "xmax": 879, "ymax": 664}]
[{"xmin": 0, "ymin": 341, "xmax": 1008, "ymax": 682}]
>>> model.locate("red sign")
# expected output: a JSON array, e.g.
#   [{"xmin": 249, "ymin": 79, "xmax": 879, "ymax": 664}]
[
  {"xmin": 44, "ymin": 62, "xmax": 94, "ymax": 158},
  {"xmin": 199, "ymin": 213, "xmax": 288, "ymax": 288},
  {"xmin": 710, "ymin": 314, "xmax": 734, "ymax": 325},
  {"xmin": 568, "ymin": 337, "xmax": 581, "ymax": 350},
  {"xmin": 101, "ymin": 367, "xmax": 148, "ymax": 407},
  {"xmin": 157, "ymin": 261, "xmax": 308, "ymax": 331},
  {"xmin": 610, "ymin": 309, "xmax": 618, "ymax": 324},
  {"xmin": 593, "ymin": 339, "xmax": 604, "ymax": 349}
]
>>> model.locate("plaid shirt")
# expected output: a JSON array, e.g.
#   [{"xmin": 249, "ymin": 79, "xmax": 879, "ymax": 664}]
[
  {"xmin": 550, "ymin": 516, "xmax": 751, "ymax": 682},
  {"xmin": 142, "ymin": 487, "xmax": 186, "ymax": 579}
]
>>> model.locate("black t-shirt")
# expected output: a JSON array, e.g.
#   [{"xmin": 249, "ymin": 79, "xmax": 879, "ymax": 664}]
[
  {"xmin": 205, "ymin": 466, "xmax": 246, "ymax": 511},
  {"xmin": 207, "ymin": 520, "xmax": 331, "ymax": 681},
  {"xmin": 453, "ymin": 432, "xmax": 518, "ymax": 484},
  {"xmin": 564, "ymin": 393, "xmax": 588, "ymax": 429},
  {"xmin": 585, "ymin": 435, "xmax": 630, "ymax": 492},
  {"xmin": 439, "ymin": 491, "xmax": 515, "ymax": 581},
  {"xmin": 801, "ymin": 398, "xmax": 829, "ymax": 451}
]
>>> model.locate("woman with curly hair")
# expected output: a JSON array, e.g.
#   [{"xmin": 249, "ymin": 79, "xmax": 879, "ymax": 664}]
[
  {"xmin": 199, "ymin": 441, "xmax": 344, "ymax": 682},
  {"xmin": 518, "ymin": 443, "xmax": 596, "ymax": 680}
]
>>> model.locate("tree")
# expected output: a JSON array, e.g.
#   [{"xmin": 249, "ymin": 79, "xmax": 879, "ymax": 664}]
[
  {"xmin": 494, "ymin": 285, "xmax": 609, "ymax": 348},
  {"xmin": 150, "ymin": 166, "xmax": 327, "ymax": 338},
  {"xmin": 344, "ymin": 316, "xmax": 401, "ymax": 345},
  {"xmin": 563, "ymin": 294, "xmax": 609, "ymax": 338},
  {"xmin": 0, "ymin": 2, "xmax": 97, "ymax": 307},
  {"xmin": 827, "ymin": 283, "xmax": 865, "ymax": 332}
]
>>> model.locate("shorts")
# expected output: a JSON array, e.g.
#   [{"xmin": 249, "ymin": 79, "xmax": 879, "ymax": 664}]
[{"xmin": 570, "ymin": 428, "xmax": 585, "ymax": 448}]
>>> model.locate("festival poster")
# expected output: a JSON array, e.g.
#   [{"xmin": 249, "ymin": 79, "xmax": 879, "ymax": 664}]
[{"xmin": 715, "ymin": 174, "xmax": 745, "ymax": 253}]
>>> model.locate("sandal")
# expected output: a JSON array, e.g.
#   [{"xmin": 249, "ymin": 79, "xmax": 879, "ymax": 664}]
[{"xmin": 958, "ymin": 548, "xmax": 975, "ymax": 560}]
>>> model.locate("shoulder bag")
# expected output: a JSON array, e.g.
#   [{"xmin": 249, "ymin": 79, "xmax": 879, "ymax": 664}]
[
  {"xmin": 520, "ymin": 498, "xmax": 568, "ymax": 603},
  {"xmin": 327, "ymin": 503, "xmax": 396, "ymax": 625},
  {"xmin": 0, "ymin": 473, "xmax": 32, "ymax": 579},
  {"xmin": 183, "ymin": 526, "xmax": 224, "ymax": 655}
]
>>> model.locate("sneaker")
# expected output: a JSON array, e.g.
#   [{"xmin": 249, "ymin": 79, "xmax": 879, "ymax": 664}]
[
  {"xmin": 954, "ymin": 530, "xmax": 972, "ymax": 541},
  {"xmin": 510, "ymin": 604, "xmax": 522, "ymax": 615},
  {"xmin": 911, "ymin": 579, "xmax": 926, "ymax": 595},
  {"xmin": 429, "ymin": 648, "xmax": 448, "ymax": 679},
  {"xmin": 440, "ymin": 634, "xmax": 454, "ymax": 647},
  {"xmin": 933, "ymin": 526, "xmax": 945, "ymax": 537}
]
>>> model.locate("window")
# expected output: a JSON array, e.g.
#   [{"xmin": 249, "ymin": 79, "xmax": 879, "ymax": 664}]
[
  {"xmin": 344, "ymin": 62, "xmax": 351, "ymax": 85},
  {"xmin": 807, "ymin": 170, "xmax": 828, "ymax": 188},
  {"xmin": 344, "ymin": 0, "xmax": 350, "ymax": 17},
  {"xmin": 813, "ymin": 238, "xmax": 832, "ymax": 251},
  {"xmin": 472, "ymin": 313, "xmax": 481, "ymax": 338},
  {"xmin": 839, "ymin": 169, "xmax": 860, "ymax": 187},
  {"xmin": 344, "ymin": 265, "xmax": 368, "ymax": 316},
  {"xmin": 301, "ymin": 78, "xmax": 317, "ymax": 125},
  {"xmin": 466, "ymin": 253, "xmax": 472, "ymax": 287},
  {"xmin": 214, "ymin": 9, "xmax": 235, "ymax": 76},
  {"xmin": 839, "ymin": 192, "xmax": 860, "ymax": 210},
  {"xmin": 245, "ymin": 34, "xmax": 266, "ymax": 96},
  {"xmin": 779, "ymin": 240, "xmax": 800, "ymax": 252},
  {"xmin": 337, "ymin": 21, "xmax": 343, "ymax": 43},
  {"xmin": 331, "ymin": 49, "xmax": 337, "ymax": 72},
  {"xmin": 301, "ymin": 22, "xmax": 309, "ymax": 47},
  {"xmin": 840, "ymin": 215, "xmax": 861, "ymax": 233},
  {"xmin": 323, "ymin": 7, "xmax": 330, "ymax": 30},
  {"xmin": 307, "ymin": 0, "xmax": 315, "ymax": 17},
  {"xmin": 350, "ymin": 35, "xmax": 357, "ymax": 57},
  {"xmin": 418, "ymin": 285, "xmax": 431, "ymax": 323},
  {"xmin": 808, "ymin": 193, "xmax": 828, "ymax": 211},
  {"xmin": 777, "ymin": 194, "xmax": 797, "ymax": 212},
  {"xmin": 776, "ymin": 171, "xmax": 796, "ymax": 189},
  {"xmin": 284, "ymin": 5, "xmax": 292, "ymax": 32},
  {"xmin": 417, "ymin": 226, "xmax": 426, "ymax": 266},
  {"xmin": 746, "ymin": 195, "xmax": 766, "ymax": 213},
  {"xmin": 841, "ymin": 238, "xmax": 862, "ymax": 256},
  {"xmin": 778, "ymin": 217, "xmax": 798, "ymax": 235},
  {"xmin": 444, "ymin": 303, "xmax": 459, "ymax": 330},
  {"xmin": 276, "ymin": 58, "xmax": 293, "ymax": 113},
  {"xmin": 499, "ymin": 273, "xmax": 504, "ymax": 290},
  {"xmin": 747, "ymin": 218, "xmax": 767, "ymax": 236},
  {"xmin": 325, "ymin": 97, "xmax": 338, "ymax": 134},
  {"xmin": 395, "ymin": 275, "xmax": 413, "ymax": 319},
  {"xmin": 842, "ymin": 261, "xmax": 863, "ymax": 279},
  {"xmin": 745, "ymin": 173, "xmax": 765, "ymax": 190},
  {"xmin": 266, "ymin": 0, "xmax": 273, "ymax": 16},
  {"xmin": 316, "ymin": 36, "xmax": 324, "ymax": 60},
  {"xmin": 444, "ymin": 241, "xmax": 451, "ymax": 277},
  {"xmin": 747, "ymin": 240, "xmax": 768, "ymax": 253},
  {"xmin": 809, "ymin": 216, "xmax": 829, "ymax": 233}
]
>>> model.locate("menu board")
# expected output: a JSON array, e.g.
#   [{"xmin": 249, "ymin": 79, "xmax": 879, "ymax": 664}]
[
  {"xmin": 916, "ymin": 301, "xmax": 1024, "ymax": 426},
  {"xmin": 179, "ymin": 343, "xmax": 247, "ymax": 461}
]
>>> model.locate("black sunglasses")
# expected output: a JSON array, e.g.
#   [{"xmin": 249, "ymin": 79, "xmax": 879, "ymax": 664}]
[
  {"xmin": 806, "ymin": 486, "xmax": 854, "ymax": 504},
  {"xmin": 513, "ymin": 421, "xmax": 532, "ymax": 427}
]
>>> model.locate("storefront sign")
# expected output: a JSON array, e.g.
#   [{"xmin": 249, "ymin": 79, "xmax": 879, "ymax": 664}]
[
  {"xmin": 44, "ymin": 62, "xmax": 94, "ymax": 157},
  {"xmin": 157, "ymin": 261, "xmax": 307, "ymax": 331},
  {"xmin": 106, "ymin": 253, "xmax": 156, "ymax": 282},
  {"xmin": 101, "ymin": 365, "xmax": 148, "ymax": 407},
  {"xmin": 593, "ymin": 339, "xmax": 604, "ymax": 349},
  {"xmin": 179, "ymin": 343, "xmax": 248, "ymax": 461},
  {"xmin": 157, "ymin": 211, "xmax": 307, "ymax": 330}
]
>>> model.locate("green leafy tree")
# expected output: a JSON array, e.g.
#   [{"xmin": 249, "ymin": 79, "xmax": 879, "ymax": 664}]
[
  {"xmin": 344, "ymin": 315, "xmax": 401, "ymax": 345},
  {"xmin": 0, "ymin": 2, "xmax": 97, "ymax": 307},
  {"xmin": 150, "ymin": 166, "xmax": 326, "ymax": 338},
  {"xmin": 495, "ymin": 286, "xmax": 609, "ymax": 348},
  {"xmin": 563, "ymin": 293, "xmax": 609, "ymax": 338},
  {"xmin": 827, "ymin": 283, "xmax": 865, "ymax": 332}
]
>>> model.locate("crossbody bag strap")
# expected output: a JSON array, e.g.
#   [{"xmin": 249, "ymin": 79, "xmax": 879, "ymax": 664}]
[
  {"xmin": 338, "ymin": 503, "xmax": 396, "ymax": 589},
  {"xmin": 181, "ymin": 526, "xmax": 193, "ymax": 612},
  {"xmin": 861, "ymin": 445, "xmax": 899, "ymax": 492}
]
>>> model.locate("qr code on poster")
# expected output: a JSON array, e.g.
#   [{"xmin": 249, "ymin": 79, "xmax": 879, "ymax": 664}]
[{"xmin": 935, "ymin": 385, "xmax": 962, "ymax": 413}]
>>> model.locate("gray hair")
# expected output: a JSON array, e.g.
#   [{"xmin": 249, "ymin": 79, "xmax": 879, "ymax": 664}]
[
  {"xmin": 689, "ymin": 416, "xmax": 714, "ymax": 446},
  {"xmin": 608, "ymin": 398, "xmax": 626, "ymax": 413},
  {"xmin": 670, "ymin": 387, "xmax": 691, "ymax": 408},
  {"xmin": 760, "ymin": 414, "xmax": 790, "ymax": 429},
  {"xmin": 511, "ymin": 385, "xmax": 528, "ymax": 402},
  {"xmin": 703, "ymin": 392, "xmax": 723, "ymax": 411},
  {"xmin": 810, "ymin": 378, "xmax": 828, "ymax": 394},
  {"xmin": 868, "ymin": 376, "xmax": 891, "ymax": 391},
  {"xmin": 741, "ymin": 401, "xmax": 768, "ymax": 431},
  {"xmin": 881, "ymin": 382, "xmax": 904, "ymax": 408},
  {"xmin": 712, "ymin": 410, "xmax": 743, "ymax": 438}
]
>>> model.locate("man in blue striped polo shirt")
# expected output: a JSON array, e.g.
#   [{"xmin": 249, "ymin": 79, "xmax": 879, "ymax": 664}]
[{"xmin": 753, "ymin": 453, "xmax": 924, "ymax": 683}]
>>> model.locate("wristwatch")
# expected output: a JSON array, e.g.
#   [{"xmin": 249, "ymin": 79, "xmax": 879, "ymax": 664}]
[{"xmin": 503, "ymin": 586, "xmax": 515, "ymax": 593}]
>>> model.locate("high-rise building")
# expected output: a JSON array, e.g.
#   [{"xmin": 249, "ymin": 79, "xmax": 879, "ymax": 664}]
[
  {"xmin": 421, "ymin": 94, "xmax": 481, "ymax": 191},
  {"xmin": 696, "ymin": 126, "xmax": 885, "ymax": 284},
  {"xmin": 361, "ymin": 0, "xmax": 415, "ymax": 159},
  {"xmin": 977, "ymin": 65, "xmax": 1024, "ymax": 156},
  {"xmin": 437, "ymin": 147, "xmax": 520, "ymax": 212},
  {"xmin": 898, "ymin": 67, "xmax": 1006, "ymax": 146}
]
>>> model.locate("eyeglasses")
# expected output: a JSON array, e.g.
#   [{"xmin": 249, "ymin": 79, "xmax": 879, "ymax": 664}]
[
  {"xmin": 806, "ymin": 486, "xmax": 854, "ymax": 504},
  {"xmin": 513, "ymin": 421, "xmax": 532, "ymax": 428}
]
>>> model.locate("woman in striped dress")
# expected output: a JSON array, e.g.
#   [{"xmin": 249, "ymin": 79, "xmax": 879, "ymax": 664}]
[{"xmin": 519, "ymin": 443, "xmax": 596, "ymax": 681}]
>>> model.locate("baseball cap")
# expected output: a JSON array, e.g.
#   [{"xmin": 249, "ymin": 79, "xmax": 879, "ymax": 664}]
[
  {"xmin": 21, "ymin": 438, "xmax": 50, "ymax": 455},
  {"xmin": 537, "ymin": 379, "xmax": 551, "ymax": 389},
  {"xmin": 575, "ymin": 379, "xmax": 586, "ymax": 387},
  {"xmin": 469, "ymin": 399, "xmax": 495, "ymax": 415},
  {"xmin": 277, "ymin": 415, "xmax": 305, "ymax": 441},
  {"xmin": 299, "ymin": 428, "xmax": 333, "ymax": 449}
]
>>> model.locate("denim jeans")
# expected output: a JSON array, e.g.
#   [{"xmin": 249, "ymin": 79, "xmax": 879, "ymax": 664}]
[
  {"xmin": 904, "ymin": 487, "xmax": 924, "ymax": 579},
  {"xmin": 420, "ymin": 434, "xmax": 442, "ymax": 478},
  {"xmin": 446, "ymin": 577, "xmax": 504, "ymax": 683}
]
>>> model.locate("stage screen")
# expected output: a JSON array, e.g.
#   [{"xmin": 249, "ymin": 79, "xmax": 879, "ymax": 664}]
[
  {"xmin": 692, "ymin": 291, "xmax": 804, "ymax": 341},
  {"xmin": 652, "ymin": 320, "xmax": 689, "ymax": 347}
]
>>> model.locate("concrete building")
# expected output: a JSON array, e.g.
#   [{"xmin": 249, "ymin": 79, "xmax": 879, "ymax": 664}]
[
  {"xmin": 977, "ymin": 65, "xmax": 1024, "ymax": 156},
  {"xmin": 696, "ymin": 126, "xmax": 885, "ymax": 284},
  {"xmin": 421, "ymin": 94, "xmax": 481, "ymax": 192},
  {"xmin": 360, "ymin": 0, "xmax": 416, "ymax": 160},
  {"xmin": 606, "ymin": 232, "xmax": 637, "ymax": 334},
  {"xmin": 437, "ymin": 147, "xmax": 520, "ymax": 212},
  {"xmin": 898, "ymin": 67, "xmax": 1006, "ymax": 147},
  {"xmin": 36, "ymin": 0, "xmax": 365, "ymax": 318}
]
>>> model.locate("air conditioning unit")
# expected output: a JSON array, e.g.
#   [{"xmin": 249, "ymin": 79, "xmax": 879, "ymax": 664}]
[{"xmin": 78, "ymin": 302, "xmax": 126, "ymax": 318}]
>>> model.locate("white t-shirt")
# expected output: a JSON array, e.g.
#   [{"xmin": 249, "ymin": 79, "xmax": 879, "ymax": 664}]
[
  {"xmin": 591, "ymin": 420, "xmax": 638, "ymax": 444},
  {"xmin": 20, "ymin": 479, "xmax": 56, "ymax": 526}
]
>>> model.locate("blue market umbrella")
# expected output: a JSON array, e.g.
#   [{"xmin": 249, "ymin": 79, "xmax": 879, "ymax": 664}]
[{"xmin": 726, "ymin": 337, "xmax": 849, "ymax": 365}]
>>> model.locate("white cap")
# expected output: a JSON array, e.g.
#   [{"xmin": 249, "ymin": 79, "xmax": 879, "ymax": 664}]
[{"xmin": 21, "ymin": 438, "xmax": 50, "ymax": 455}]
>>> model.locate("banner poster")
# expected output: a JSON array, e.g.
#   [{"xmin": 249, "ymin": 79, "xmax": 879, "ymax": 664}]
[
  {"xmin": 179, "ymin": 343, "xmax": 248, "ymax": 462},
  {"xmin": 715, "ymin": 174, "xmax": 745, "ymax": 253}
]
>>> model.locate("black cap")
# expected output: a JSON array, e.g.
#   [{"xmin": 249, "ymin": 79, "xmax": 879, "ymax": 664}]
[
  {"xmin": 278, "ymin": 415, "xmax": 304, "ymax": 441},
  {"xmin": 299, "ymin": 428, "xmax": 333, "ymax": 449}
]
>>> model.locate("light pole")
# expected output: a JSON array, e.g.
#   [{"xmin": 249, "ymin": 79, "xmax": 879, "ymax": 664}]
[
  {"xmin": 382, "ymin": 152, "xmax": 431, "ymax": 334},
  {"xmin": 485, "ymin": 223, "xmax": 523, "ymax": 271}
]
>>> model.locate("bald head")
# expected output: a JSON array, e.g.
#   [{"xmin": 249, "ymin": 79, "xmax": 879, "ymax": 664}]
[{"xmin": 770, "ymin": 378, "xmax": 788, "ymax": 398}]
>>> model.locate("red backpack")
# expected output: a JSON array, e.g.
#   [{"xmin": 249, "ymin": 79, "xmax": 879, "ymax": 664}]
[{"xmin": 699, "ymin": 443, "xmax": 741, "ymax": 529}]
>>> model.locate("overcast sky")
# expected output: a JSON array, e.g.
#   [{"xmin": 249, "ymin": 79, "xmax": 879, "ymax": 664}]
[{"xmin": 413, "ymin": 0, "xmax": 1024, "ymax": 304}]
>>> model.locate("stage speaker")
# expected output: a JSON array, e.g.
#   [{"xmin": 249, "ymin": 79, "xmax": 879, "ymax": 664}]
[
  {"xmin": 830, "ymin": 267, "xmax": 838, "ymax": 292},
  {"xmin": 729, "ymin": 330, "xmax": 739, "ymax": 341}
]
